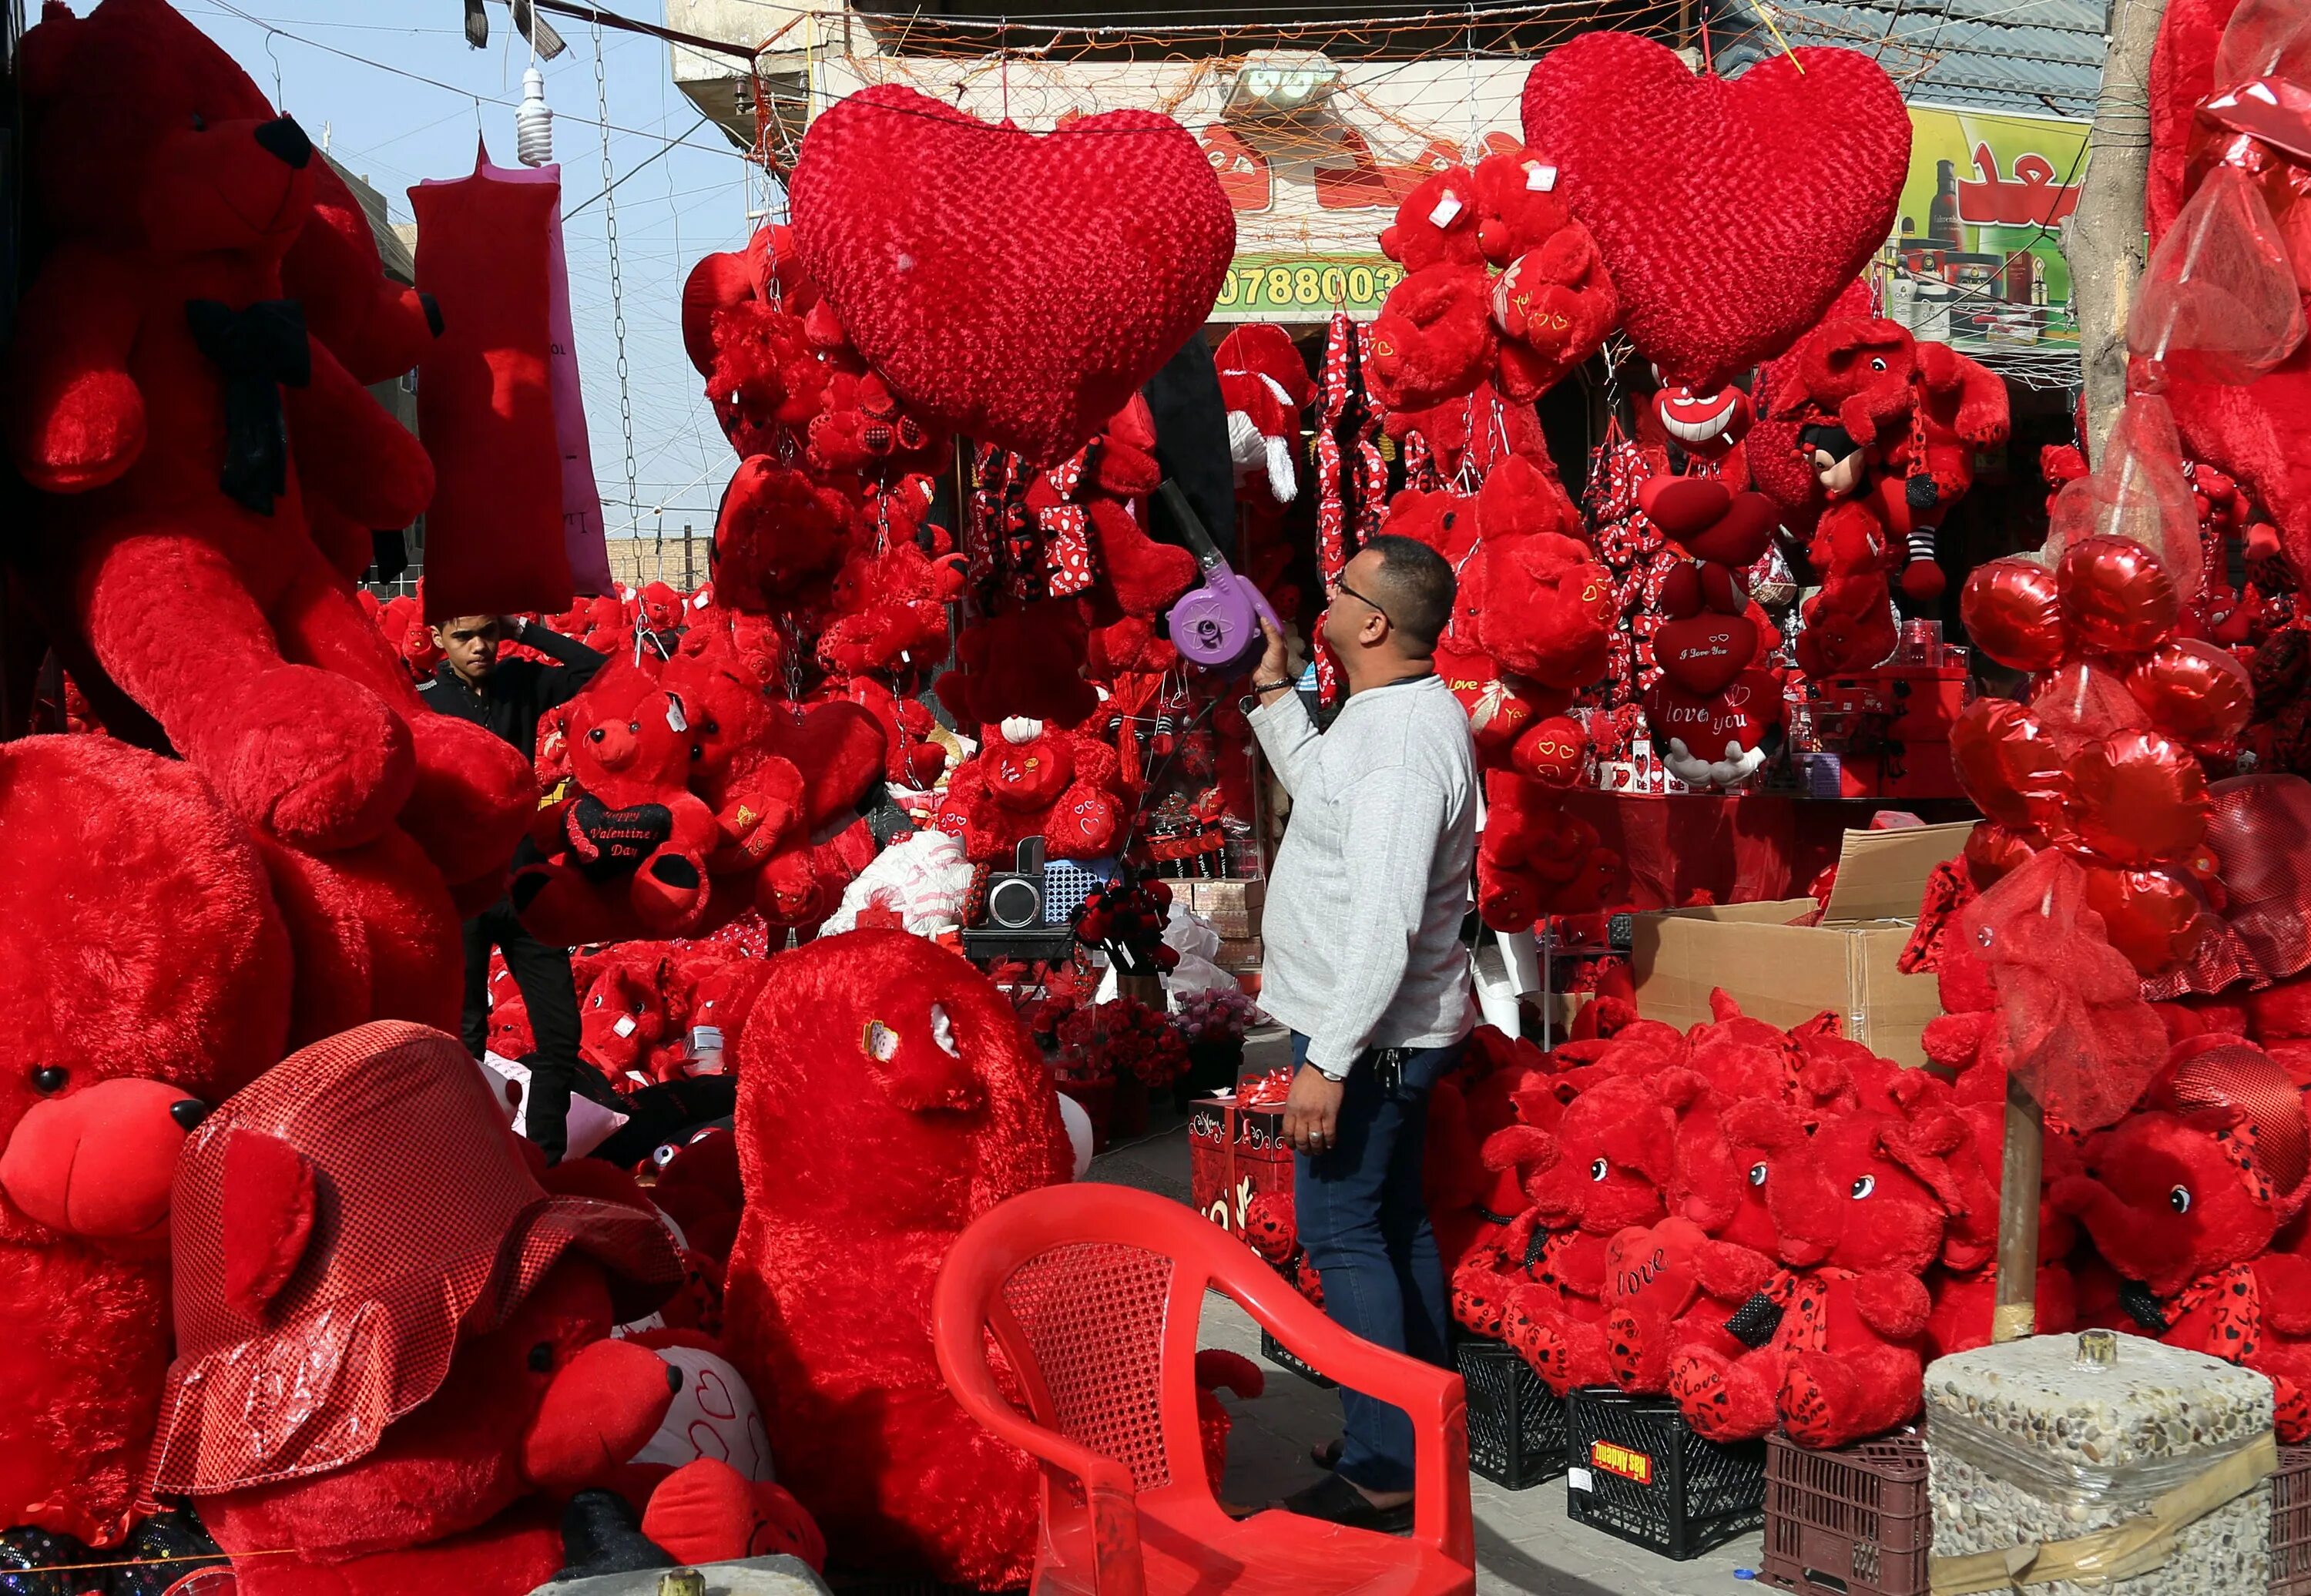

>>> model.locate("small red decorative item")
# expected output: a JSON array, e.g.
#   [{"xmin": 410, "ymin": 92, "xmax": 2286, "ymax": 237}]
[
  {"xmin": 2128, "ymin": 638, "xmax": 2256, "ymax": 752},
  {"xmin": 1950, "ymin": 699, "xmax": 2071, "ymax": 834},
  {"xmin": 788, "ymin": 86, "xmax": 1234, "ymax": 465},
  {"xmin": 1519, "ymin": 33, "xmax": 1912, "ymax": 388},
  {"xmin": 2064, "ymin": 728, "xmax": 2213, "ymax": 867},
  {"xmin": 1960, "ymin": 557, "xmax": 2068, "ymax": 672},
  {"xmin": 2058, "ymin": 535, "xmax": 2183, "ymax": 656}
]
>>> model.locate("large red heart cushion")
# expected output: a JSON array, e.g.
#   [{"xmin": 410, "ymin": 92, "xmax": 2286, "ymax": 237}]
[
  {"xmin": 789, "ymin": 86, "xmax": 1235, "ymax": 466},
  {"xmin": 1521, "ymin": 34, "xmax": 1910, "ymax": 389}
]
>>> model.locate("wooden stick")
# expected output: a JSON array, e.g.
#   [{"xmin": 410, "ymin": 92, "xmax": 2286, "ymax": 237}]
[{"xmin": 1993, "ymin": 1072, "xmax": 2045, "ymax": 1343}]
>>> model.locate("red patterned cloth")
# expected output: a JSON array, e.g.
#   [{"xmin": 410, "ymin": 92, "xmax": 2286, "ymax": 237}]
[
  {"xmin": 145, "ymin": 1024, "xmax": 680, "ymax": 1496},
  {"xmin": 1313, "ymin": 314, "xmax": 1353, "ymax": 705}
]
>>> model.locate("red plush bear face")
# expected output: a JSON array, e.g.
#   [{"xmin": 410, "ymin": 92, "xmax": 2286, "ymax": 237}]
[
  {"xmin": 2056, "ymin": 1108, "xmax": 2286, "ymax": 1297},
  {"xmin": 1379, "ymin": 168, "xmax": 1487, "ymax": 271},
  {"xmin": 579, "ymin": 960, "xmax": 674, "ymax": 1084},
  {"xmin": 1525, "ymin": 1076, "xmax": 1674, "ymax": 1236},
  {"xmin": 0, "ymin": 739, "xmax": 290, "ymax": 1253},
  {"xmin": 568, "ymin": 666, "xmax": 695, "ymax": 813},
  {"xmin": 1752, "ymin": 1111, "xmax": 1957, "ymax": 1276},
  {"xmin": 213, "ymin": 1259, "xmax": 679, "ymax": 1561},
  {"xmin": 984, "ymin": 719, "xmax": 1076, "ymax": 812}
]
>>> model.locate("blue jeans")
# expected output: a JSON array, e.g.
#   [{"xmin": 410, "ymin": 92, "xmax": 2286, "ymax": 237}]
[{"xmin": 1290, "ymin": 1031, "xmax": 1461, "ymax": 1495}]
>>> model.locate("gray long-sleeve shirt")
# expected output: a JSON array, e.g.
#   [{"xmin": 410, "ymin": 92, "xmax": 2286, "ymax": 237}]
[{"xmin": 1247, "ymin": 672, "xmax": 1477, "ymax": 1076}]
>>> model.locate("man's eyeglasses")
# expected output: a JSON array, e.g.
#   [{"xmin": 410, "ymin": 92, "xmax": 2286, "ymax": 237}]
[{"xmin": 1330, "ymin": 578, "xmax": 1391, "ymax": 627}]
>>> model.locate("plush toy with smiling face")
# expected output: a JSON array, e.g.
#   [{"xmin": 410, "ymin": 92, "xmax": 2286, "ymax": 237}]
[
  {"xmin": 0, "ymin": 736, "xmax": 293, "ymax": 1548},
  {"xmin": 150, "ymin": 1024, "xmax": 684, "ymax": 1596},
  {"xmin": 722, "ymin": 930, "xmax": 1072, "ymax": 1589}
]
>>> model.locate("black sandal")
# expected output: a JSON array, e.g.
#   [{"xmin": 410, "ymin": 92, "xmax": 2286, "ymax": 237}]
[
  {"xmin": 1277, "ymin": 1472, "xmax": 1414, "ymax": 1535},
  {"xmin": 1310, "ymin": 1438, "xmax": 1343, "ymax": 1471}
]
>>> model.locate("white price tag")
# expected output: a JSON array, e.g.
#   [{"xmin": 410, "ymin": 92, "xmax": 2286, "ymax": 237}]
[
  {"xmin": 1427, "ymin": 190, "xmax": 1464, "ymax": 227},
  {"xmin": 613, "ymin": 1014, "xmax": 639, "ymax": 1038},
  {"xmin": 1567, "ymin": 1467, "xmax": 1595, "ymax": 1494},
  {"xmin": 1524, "ymin": 161, "xmax": 1558, "ymax": 192}
]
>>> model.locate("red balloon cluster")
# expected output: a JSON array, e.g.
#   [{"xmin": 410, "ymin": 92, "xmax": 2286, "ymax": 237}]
[{"xmin": 1953, "ymin": 534, "xmax": 2252, "ymax": 976}]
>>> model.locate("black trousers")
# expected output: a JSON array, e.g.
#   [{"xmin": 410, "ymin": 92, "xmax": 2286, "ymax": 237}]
[{"xmin": 462, "ymin": 897, "xmax": 585, "ymax": 1162}]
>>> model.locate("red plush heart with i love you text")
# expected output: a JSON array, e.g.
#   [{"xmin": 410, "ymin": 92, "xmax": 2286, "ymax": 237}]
[
  {"xmin": 790, "ymin": 86, "xmax": 1236, "ymax": 466},
  {"xmin": 1521, "ymin": 34, "xmax": 1910, "ymax": 389}
]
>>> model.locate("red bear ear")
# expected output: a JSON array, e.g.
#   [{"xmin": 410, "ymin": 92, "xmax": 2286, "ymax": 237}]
[{"xmin": 222, "ymin": 1130, "xmax": 320, "ymax": 1322}]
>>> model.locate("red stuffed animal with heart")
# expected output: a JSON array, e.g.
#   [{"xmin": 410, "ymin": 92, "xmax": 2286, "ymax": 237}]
[
  {"xmin": 937, "ymin": 716, "xmax": 1130, "ymax": 867},
  {"xmin": 1644, "ymin": 560, "xmax": 1785, "ymax": 790},
  {"xmin": 1472, "ymin": 455, "xmax": 1615, "ymax": 692},
  {"xmin": 1667, "ymin": 1104, "xmax": 1961, "ymax": 1448},
  {"xmin": 151, "ymin": 1023, "xmax": 685, "ymax": 1596}
]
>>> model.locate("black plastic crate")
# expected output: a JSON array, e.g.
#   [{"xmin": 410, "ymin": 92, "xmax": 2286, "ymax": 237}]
[
  {"xmin": 1457, "ymin": 1336, "xmax": 1568, "ymax": 1490},
  {"xmin": 1762, "ymin": 1431, "xmax": 1929, "ymax": 1596},
  {"xmin": 2276, "ymin": 1445, "xmax": 2311, "ymax": 1596},
  {"xmin": 1259, "ymin": 1329, "xmax": 1337, "ymax": 1388},
  {"xmin": 1565, "ymin": 1387, "xmax": 1766, "ymax": 1561}
]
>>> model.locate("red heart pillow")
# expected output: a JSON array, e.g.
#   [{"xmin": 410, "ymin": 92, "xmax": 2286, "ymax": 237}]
[
  {"xmin": 789, "ymin": 86, "xmax": 1236, "ymax": 465},
  {"xmin": 1521, "ymin": 35, "xmax": 1910, "ymax": 389}
]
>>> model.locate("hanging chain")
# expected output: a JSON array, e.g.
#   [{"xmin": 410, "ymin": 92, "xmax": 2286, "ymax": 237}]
[{"xmin": 593, "ymin": 18, "xmax": 638, "ymax": 545}]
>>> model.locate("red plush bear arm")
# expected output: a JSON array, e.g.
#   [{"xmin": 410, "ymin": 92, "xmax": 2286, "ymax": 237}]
[
  {"xmin": 1691, "ymin": 1239, "xmax": 1776, "ymax": 1305},
  {"xmin": 1850, "ymin": 1269, "xmax": 1934, "ymax": 1341},
  {"xmin": 283, "ymin": 340, "xmax": 437, "ymax": 533},
  {"xmin": 5, "ymin": 243, "xmax": 148, "ymax": 493},
  {"xmin": 2254, "ymin": 1252, "xmax": 2311, "ymax": 1338},
  {"xmin": 1919, "ymin": 341, "xmax": 2012, "ymax": 447}
]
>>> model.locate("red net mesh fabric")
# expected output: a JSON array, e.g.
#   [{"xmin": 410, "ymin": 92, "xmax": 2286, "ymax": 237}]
[
  {"xmin": 145, "ymin": 1022, "xmax": 679, "ymax": 1497},
  {"xmin": 1001, "ymin": 1241, "xmax": 1177, "ymax": 1494},
  {"xmin": 2148, "ymin": 774, "xmax": 2311, "ymax": 998},
  {"xmin": 2168, "ymin": 1041, "xmax": 2311, "ymax": 1197}
]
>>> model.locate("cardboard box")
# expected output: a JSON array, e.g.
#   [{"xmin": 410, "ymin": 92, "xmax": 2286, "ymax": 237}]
[
  {"xmin": 1215, "ymin": 935, "xmax": 1264, "ymax": 971},
  {"xmin": 1188, "ymin": 1095, "xmax": 1293, "ymax": 1239},
  {"xmin": 1187, "ymin": 879, "xmax": 1265, "ymax": 940},
  {"xmin": 1628, "ymin": 821, "xmax": 1970, "ymax": 1067}
]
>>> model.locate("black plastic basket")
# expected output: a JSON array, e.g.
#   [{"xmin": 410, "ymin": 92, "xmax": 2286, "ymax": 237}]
[
  {"xmin": 1762, "ymin": 1431, "xmax": 1929, "ymax": 1596},
  {"xmin": 1456, "ymin": 1336, "xmax": 1568, "ymax": 1490},
  {"xmin": 1565, "ymin": 1387, "xmax": 1766, "ymax": 1561},
  {"xmin": 2276, "ymin": 1445, "xmax": 2311, "ymax": 1596},
  {"xmin": 1259, "ymin": 1328, "xmax": 1337, "ymax": 1388}
]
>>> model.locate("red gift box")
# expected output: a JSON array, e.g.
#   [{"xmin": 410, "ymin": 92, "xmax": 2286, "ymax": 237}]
[{"xmin": 1188, "ymin": 1094, "xmax": 1295, "ymax": 1239}]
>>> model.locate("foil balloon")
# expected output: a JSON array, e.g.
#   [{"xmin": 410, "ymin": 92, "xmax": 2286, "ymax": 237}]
[
  {"xmin": 2065, "ymin": 728, "xmax": 2212, "ymax": 867},
  {"xmin": 2081, "ymin": 863, "xmax": 2210, "ymax": 977},
  {"xmin": 1951, "ymin": 699, "xmax": 2071, "ymax": 833},
  {"xmin": 2058, "ymin": 535, "xmax": 2181, "ymax": 656},
  {"xmin": 1960, "ymin": 557, "xmax": 2067, "ymax": 672},
  {"xmin": 2030, "ymin": 659, "xmax": 2150, "ymax": 757},
  {"xmin": 1964, "ymin": 821, "xmax": 2044, "ymax": 884},
  {"xmin": 2127, "ymin": 639, "xmax": 2254, "ymax": 753}
]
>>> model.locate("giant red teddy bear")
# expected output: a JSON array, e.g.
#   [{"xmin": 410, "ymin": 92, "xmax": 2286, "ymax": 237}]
[
  {"xmin": 5, "ymin": 0, "xmax": 534, "ymax": 907},
  {"xmin": 723, "ymin": 931, "xmax": 1074, "ymax": 1588},
  {"xmin": 0, "ymin": 736, "xmax": 293, "ymax": 1547}
]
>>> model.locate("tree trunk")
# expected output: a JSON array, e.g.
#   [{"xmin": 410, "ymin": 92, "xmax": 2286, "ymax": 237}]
[{"xmin": 2062, "ymin": 0, "xmax": 2173, "ymax": 463}]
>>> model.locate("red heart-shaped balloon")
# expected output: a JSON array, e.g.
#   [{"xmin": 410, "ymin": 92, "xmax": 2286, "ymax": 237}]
[
  {"xmin": 2064, "ymin": 729, "xmax": 2210, "ymax": 867},
  {"xmin": 1654, "ymin": 609, "xmax": 1759, "ymax": 696},
  {"xmin": 790, "ymin": 86, "xmax": 1235, "ymax": 464},
  {"xmin": 1960, "ymin": 557, "xmax": 2067, "ymax": 672},
  {"xmin": 2080, "ymin": 864, "xmax": 2208, "ymax": 978},
  {"xmin": 2057, "ymin": 534, "xmax": 2179, "ymax": 656},
  {"xmin": 1950, "ymin": 699, "xmax": 2069, "ymax": 833},
  {"xmin": 2126, "ymin": 638, "xmax": 2253, "ymax": 753},
  {"xmin": 1521, "ymin": 35, "xmax": 1910, "ymax": 388}
]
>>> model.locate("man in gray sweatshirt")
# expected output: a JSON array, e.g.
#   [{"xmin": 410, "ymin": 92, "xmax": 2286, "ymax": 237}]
[{"xmin": 1244, "ymin": 533, "xmax": 1477, "ymax": 1532}]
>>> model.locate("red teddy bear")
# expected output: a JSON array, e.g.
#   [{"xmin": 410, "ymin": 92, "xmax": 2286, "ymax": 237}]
[
  {"xmin": 150, "ymin": 1024, "xmax": 687, "ymax": 1596},
  {"xmin": 938, "ymin": 716, "xmax": 1130, "ymax": 867},
  {"xmin": 8, "ymin": 0, "xmax": 532, "ymax": 898},
  {"xmin": 0, "ymin": 736, "xmax": 293, "ymax": 1547},
  {"xmin": 723, "ymin": 931, "xmax": 1073, "ymax": 1589}
]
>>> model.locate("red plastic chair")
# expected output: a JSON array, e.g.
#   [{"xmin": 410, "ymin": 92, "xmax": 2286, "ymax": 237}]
[{"xmin": 932, "ymin": 1182, "xmax": 1476, "ymax": 1596}]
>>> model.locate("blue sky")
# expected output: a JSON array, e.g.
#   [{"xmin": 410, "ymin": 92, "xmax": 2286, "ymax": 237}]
[{"xmin": 187, "ymin": 0, "xmax": 760, "ymax": 542}]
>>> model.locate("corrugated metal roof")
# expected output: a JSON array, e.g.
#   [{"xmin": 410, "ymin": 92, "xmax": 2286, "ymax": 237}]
[{"xmin": 1733, "ymin": 0, "xmax": 2106, "ymax": 119}]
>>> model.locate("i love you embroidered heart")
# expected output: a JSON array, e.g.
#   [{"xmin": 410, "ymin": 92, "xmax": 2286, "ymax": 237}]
[
  {"xmin": 790, "ymin": 85, "xmax": 1236, "ymax": 466},
  {"xmin": 1521, "ymin": 33, "xmax": 1910, "ymax": 390}
]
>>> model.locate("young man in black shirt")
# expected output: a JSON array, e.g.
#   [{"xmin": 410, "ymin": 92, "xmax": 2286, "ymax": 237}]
[{"xmin": 420, "ymin": 612, "xmax": 605, "ymax": 1162}]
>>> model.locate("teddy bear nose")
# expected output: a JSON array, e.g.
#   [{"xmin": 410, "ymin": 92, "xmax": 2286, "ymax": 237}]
[
  {"xmin": 169, "ymin": 1098, "xmax": 211, "ymax": 1132},
  {"xmin": 666, "ymin": 1361, "xmax": 684, "ymax": 1395},
  {"xmin": 253, "ymin": 116, "xmax": 313, "ymax": 170}
]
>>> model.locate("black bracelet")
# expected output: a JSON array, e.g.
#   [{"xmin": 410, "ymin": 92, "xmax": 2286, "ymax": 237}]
[{"xmin": 1250, "ymin": 679, "xmax": 1295, "ymax": 695}]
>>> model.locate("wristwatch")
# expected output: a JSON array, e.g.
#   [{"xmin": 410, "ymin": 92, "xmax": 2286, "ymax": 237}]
[{"xmin": 1304, "ymin": 1058, "xmax": 1350, "ymax": 1082}]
